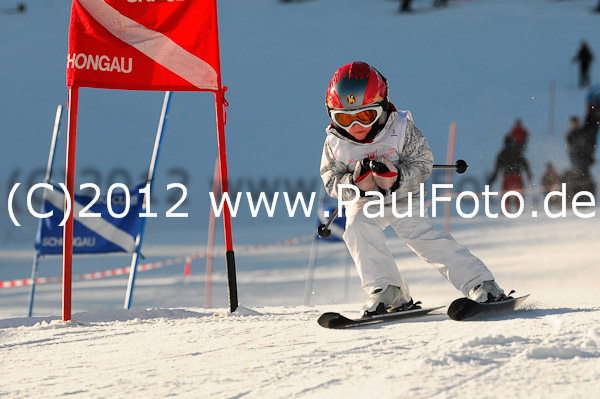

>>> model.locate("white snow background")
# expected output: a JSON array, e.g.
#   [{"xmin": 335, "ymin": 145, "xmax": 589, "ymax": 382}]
[{"xmin": 1, "ymin": 0, "xmax": 600, "ymax": 398}]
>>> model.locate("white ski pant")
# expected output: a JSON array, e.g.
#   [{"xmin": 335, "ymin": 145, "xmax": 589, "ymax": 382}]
[{"xmin": 343, "ymin": 196, "xmax": 494, "ymax": 297}]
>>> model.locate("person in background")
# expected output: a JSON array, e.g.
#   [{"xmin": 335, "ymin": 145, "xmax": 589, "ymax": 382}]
[
  {"xmin": 572, "ymin": 40, "xmax": 594, "ymax": 88},
  {"xmin": 565, "ymin": 115, "xmax": 589, "ymax": 175},
  {"xmin": 563, "ymin": 88, "xmax": 600, "ymax": 200},
  {"xmin": 509, "ymin": 119, "xmax": 529, "ymax": 150},
  {"xmin": 568, "ymin": 104, "xmax": 599, "ymax": 181},
  {"xmin": 400, "ymin": 0, "xmax": 413, "ymax": 13},
  {"xmin": 487, "ymin": 134, "xmax": 533, "ymax": 212}
]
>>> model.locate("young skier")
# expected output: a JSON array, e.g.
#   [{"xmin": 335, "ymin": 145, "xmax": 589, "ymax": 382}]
[{"xmin": 319, "ymin": 61, "xmax": 506, "ymax": 316}]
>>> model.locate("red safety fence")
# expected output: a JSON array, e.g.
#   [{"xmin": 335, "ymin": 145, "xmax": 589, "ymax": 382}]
[{"xmin": 0, "ymin": 235, "xmax": 314, "ymax": 289}]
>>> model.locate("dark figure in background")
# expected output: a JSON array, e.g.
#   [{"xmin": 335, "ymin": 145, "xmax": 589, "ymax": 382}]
[
  {"xmin": 400, "ymin": 0, "xmax": 413, "ymax": 12},
  {"xmin": 488, "ymin": 135, "xmax": 533, "ymax": 212},
  {"xmin": 509, "ymin": 119, "xmax": 529, "ymax": 150},
  {"xmin": 563, "ymin": 87, "xmax": 600, "ymax": 201},
  {"xmin": 568, "ymin": 107, "xmax": 599, "ymax": 180},
  {"xmin": 573, "ymin": 105, "xmax": 600, "ymax": 170},
  {"xmin": 565, "ymin": 115, "xmax": 590, "ymax": 176},
  {"xmin": 541, "ymin": 163, "xmax": 561, "ymax": 209},
  {"xmin": 434, "ymin": 0, "xmax": 449, "ymax": 7},
  {"xmin": 572, "ymin": 41, "xmax": 594, "ymax": 88}
]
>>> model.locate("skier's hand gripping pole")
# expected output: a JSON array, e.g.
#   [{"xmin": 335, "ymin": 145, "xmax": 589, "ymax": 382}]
[{"xmin": 316, "ymin": 159, "xmax": 468, "ymax": 238}]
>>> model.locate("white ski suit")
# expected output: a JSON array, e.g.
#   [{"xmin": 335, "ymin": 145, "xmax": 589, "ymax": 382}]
[{"xmin": 320, "ymin": 110, "xmax": 494, "ymax": 297}]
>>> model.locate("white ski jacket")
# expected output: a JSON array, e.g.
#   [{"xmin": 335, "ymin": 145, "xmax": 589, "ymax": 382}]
[{"xmin": 320, "ymin": 110, "xmax": 434, "ymax": 203}]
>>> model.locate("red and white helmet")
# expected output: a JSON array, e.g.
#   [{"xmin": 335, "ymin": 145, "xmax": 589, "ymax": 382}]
[{"xmin": 326, "ymin": 61, "xmax": 390, "ymax": 129}]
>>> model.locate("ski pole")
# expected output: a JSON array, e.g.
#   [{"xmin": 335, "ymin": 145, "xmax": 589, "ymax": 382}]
[
  {"xmin": 317, "ymin": 159, "xmax": 469, "ymax": 237},
  {"xmin": 317, "ymin": 207, "xmax": 338, "ymax": 238}
]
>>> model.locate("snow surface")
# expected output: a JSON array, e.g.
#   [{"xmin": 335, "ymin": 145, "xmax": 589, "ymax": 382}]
[
  {"xmin": 2, "ymin": 214, "xmax": 599, "ymax": 398},
  {"xmin": 1, "ymin": 0, "xmax": 600, "ymax": 398}
]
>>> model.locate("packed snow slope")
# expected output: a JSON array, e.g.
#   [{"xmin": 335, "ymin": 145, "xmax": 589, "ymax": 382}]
[{"xmin": 1, "ymin": 215, "xmax": 600, "ymax": 399}]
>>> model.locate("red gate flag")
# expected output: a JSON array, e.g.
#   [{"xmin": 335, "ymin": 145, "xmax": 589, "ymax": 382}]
[
  {"xmin": 66, "ymin": 0, "xmax": 220, "ymax": 91},
  {"xmin": 62, "ymin": 0, "xmax": 239, "ymax": 320}
]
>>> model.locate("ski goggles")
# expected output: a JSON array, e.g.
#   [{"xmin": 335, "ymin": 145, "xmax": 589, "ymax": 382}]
[{"xmin": 330, "ymin": 106, "xmax": 383, "ymax": 129}]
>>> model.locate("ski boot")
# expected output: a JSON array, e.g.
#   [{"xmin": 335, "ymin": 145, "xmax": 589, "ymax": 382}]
[
  {"xmin": 468, "ymin": 280, "xmax": 507, "ymax": 303},
  {"xmin": 362, "ymin": 280, "xmax": 420, "ymax": 317}
]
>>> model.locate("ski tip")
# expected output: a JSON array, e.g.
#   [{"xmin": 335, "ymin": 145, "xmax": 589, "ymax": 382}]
[
  {"xmin": 317, "ymin": 312, "xmax": 350, "ymax": 329},
  {"xmin": 447, "ymin": 297, "xmax": 476, "ymax": 321},
  {"xmin": 447, "ymin": 294, "xmax": 530, "ymax": 321}
]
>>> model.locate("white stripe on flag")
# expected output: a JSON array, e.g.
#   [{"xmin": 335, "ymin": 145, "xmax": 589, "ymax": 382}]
[
  {"xmin": 78, "ymin": 0, "xmax": 218, "ymax": 90},
  {"xmin": 45, "ymin": 189, "xmax": 136, "ymax": 253}
]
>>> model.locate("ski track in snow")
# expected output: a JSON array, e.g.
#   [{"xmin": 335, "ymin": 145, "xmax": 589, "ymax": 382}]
[
  {"xmin": 2, "ymin": 216, "xmax": 600, "ymax": 398},
  {"xmin": 2, "ymin": 215, "xmax": 600, "ymax": 398},
  {"xmin": 1, "ymin": 304, "xmax": 599, "ymax": 398}
]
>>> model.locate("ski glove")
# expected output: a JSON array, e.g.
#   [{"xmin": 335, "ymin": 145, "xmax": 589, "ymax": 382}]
[
  {"xmin": 352, "ymin": 158, "xmax": 377, "ymax": 193},
  {"xmin": 370, "ymin": 158, "xmax": 399, "ymax": 190}
]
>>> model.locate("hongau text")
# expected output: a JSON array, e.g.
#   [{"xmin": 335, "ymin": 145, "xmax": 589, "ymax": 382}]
[{"xmin": 67, "ymin": 53, "xmax": 133, "ymax": 74}]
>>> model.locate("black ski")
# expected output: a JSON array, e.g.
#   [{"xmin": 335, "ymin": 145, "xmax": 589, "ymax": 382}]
[
  {"xmin": 447, "ymin": 294, "xmax": 530, "ymax": 321},
  {"xmin": 317, "ymin": 306, "xmax": 445, "ymax": 329}
]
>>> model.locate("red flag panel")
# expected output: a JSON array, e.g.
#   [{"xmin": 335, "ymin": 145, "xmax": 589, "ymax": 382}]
[{"xmin": 66, "ymin": 0, "xmax": 220, "ymax": 91}]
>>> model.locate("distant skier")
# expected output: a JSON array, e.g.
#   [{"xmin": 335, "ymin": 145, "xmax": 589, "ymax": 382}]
[
  {"xmin": 320, "ymin": 61, "xmax": 506, "ymax": 317},
  {"xmin": 487, "ymin": 134, "xmax": 533, "ymax": 212},
  {"xmin": 565, "ymin": 115, "xmax": 591, "ymax": 176},
  {"xmin": 400, "ymin": 0, "xmax": 413, "ymax": 12},
  {"xmin": 572, "ymin": 40, "xmax": 594, "ymax": 88},
  {"xmin": 509, "ymin": 119, "xmax": 529, "ymax": 150},
  {"xmin": 562, "ymin": 89, "xmax": 600, "ymax": 200}
]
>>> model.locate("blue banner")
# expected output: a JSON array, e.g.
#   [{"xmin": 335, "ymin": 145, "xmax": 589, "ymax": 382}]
[{"xmin": 35, "ymin": 183, "xmax": 145, "ymax": 255}]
